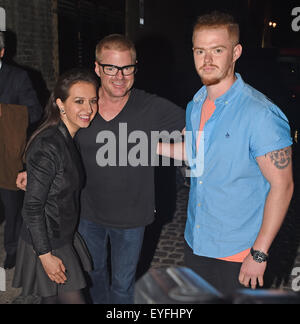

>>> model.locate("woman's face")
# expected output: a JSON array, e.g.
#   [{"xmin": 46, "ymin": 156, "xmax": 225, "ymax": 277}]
[{"xmin": 56, "ymin": 81, "xmax": 98, "ymax": 137}]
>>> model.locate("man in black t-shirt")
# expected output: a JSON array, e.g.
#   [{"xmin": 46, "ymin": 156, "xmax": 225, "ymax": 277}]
[{"xmin": 76, "ymin": 34, "xmax": 185, "ymax": 304}]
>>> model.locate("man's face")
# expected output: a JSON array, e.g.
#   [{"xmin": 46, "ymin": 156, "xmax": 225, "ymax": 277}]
[
  {"xmin": 95, "ymin": 49, "xmax": 135, "ymax": 99},
  {"xmin": 193, "ymin": 27, "xmax": 241, "ymax": 86}
]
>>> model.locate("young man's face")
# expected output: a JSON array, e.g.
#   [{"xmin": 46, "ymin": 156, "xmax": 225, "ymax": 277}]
[
  {"xmin": 95, "ymin": 49, "xmax": 136, "ymax": 99},
  {"xmin": 193, "ymin": 27, "xmax": 242, "ymax": 86}
]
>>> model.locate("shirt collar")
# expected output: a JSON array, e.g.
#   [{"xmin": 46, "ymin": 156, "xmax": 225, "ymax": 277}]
[{"xmin": 193, "ymin": 73, "xmax": 245, "ymax": 104}]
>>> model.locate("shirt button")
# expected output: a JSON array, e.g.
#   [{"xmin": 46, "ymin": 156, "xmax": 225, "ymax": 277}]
[
  {"xmin": 199, "ymin": 181, "xmax": 203, "ymax": 184},
  {"xmin": 196, "ymin": 225, "xmax": 200, "ymax": 229},
  {"xmin": 198, "ymin": 203, "xmax": 201, "ymax": 207}
]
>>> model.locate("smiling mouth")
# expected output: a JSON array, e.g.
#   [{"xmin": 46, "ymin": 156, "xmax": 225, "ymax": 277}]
[
  {"xmin": 112, "ymin": 81, "xmax": 126, "ymax": 87},
  {"xmin": 79, "ymin": 115, "xmax": 91, "ymax": 122}
]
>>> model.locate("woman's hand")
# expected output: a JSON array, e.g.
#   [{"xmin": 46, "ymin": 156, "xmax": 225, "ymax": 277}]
[{"xmin": 39, "ymin": 252, "xmax": 67, "ymax": 284}]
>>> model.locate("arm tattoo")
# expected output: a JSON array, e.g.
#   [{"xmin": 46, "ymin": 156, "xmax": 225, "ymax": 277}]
[{"xmin": 266, "ymin": 147, "xmax": 292, "ymax": 169}]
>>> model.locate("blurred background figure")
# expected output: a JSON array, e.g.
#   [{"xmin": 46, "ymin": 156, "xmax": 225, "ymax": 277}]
[{"xmin": 0, "ymin": 31, "xmax": 42, "ymax": 270}]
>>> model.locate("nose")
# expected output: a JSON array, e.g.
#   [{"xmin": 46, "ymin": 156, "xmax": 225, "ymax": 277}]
[
  {"xmin": 204, "ymin": 51, "xmax": 213, "ymax": 64},
  {"xmin": 115, "ymin": 68, "xmax": 125, "ymax": 78},
  {"xmin": 83, "ymin": 101, "xmax": 93, "ymax": 114}
]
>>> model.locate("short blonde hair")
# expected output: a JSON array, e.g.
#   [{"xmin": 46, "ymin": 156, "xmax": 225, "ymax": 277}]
[
  {"xmin": 95, "ymin": 34, "xmax": 137, "ymax": 63},
  {"xmin": 193, "ymin": 11, "xmax": 240, "ymax": 45}
]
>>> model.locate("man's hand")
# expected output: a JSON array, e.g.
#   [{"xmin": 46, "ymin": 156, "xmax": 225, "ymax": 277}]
[
  {"xmin": 16, "ymin": 171, "xmax": 27, "ymax": 191},
  {"xmin": 239, "ymin": 253, "xmax": 267, "ymax": 289},
  {"xmin": 239, "ymin": 146, "xmax": 294, "ymax": 290}
]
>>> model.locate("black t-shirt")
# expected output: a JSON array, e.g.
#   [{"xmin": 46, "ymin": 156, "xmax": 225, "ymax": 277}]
[{"xmin": 75, "ymin": 88, "xmax": 185, "ymax": 228}]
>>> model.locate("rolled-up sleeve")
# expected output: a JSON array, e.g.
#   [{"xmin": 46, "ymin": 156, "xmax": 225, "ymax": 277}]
[{"xmin": 250, "ymin": 104, "xmax": 293, "ymax": 158}]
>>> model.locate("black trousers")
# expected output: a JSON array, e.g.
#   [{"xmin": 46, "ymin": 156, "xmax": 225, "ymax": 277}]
[
  {"xmin": 184, "ymin": 241, "xmax": 244, "ymax": 296},
  {"xmin": 0, "ymin": 188, "xmax": 23, "ymax": 255}
]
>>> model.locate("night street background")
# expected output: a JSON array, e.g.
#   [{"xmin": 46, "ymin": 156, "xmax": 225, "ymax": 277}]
[{"xmin": 0, "ymin": 0, "xmax": 300, "ymax": 303}]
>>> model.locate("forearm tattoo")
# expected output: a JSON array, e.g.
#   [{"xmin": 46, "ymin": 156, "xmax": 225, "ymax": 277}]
[{"xmin": 266, "ymin": 147, "xmax": 292, "ymax": 169}]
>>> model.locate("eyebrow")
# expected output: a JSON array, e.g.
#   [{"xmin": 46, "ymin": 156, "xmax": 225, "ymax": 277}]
[
  {"xmin": 193, "ymin": 45, "xmax": 227, "ymax": 50},
  {"xmin": 74, "ymin": 96, "xmax": 98, "ymax": 99}
]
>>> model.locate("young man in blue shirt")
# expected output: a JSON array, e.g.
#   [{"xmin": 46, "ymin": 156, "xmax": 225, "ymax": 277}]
[{"xmin": 158, "ymin": 11, "xmax": 294, "ymax": 295}]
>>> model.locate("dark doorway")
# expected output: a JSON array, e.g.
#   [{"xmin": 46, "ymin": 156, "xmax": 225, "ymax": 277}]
[{"xmin": 57, "ymin": 0, "xmax": 125, "ymax": 73}]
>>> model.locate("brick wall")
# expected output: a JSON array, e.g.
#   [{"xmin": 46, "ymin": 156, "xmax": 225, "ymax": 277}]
[{"xmin": 0, "ymin": 0, "xmax": 59, "ymax": 104}]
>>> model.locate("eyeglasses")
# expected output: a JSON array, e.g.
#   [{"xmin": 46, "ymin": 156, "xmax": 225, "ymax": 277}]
[{"xmin": 97, "ymin": 62, "xmax": 137, "ymax": 76}]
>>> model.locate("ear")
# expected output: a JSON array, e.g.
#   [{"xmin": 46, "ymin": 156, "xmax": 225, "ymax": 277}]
[
  {"xmin": 56, "ymin": 98, "xmax": 66, "ymax": 115},
  {"xmin": 95, "ymin": 61, "xmax": 101, "ymax": 77},
  {"xmin": 56, "ymin": 98, "xmax": 63, "ymax": 108},
  {"xmin": 233, "ymin": 44, "xmax": 242, "ymax": 63}
]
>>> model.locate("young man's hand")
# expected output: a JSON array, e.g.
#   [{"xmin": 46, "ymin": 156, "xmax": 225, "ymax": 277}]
[{"xmin": 239, "ymin": 253, "xmax": 267, "ymax": 289}]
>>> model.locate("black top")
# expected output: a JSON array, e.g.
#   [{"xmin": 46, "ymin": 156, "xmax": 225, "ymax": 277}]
[
  {"xmin": 21, "ymin": 121, "xmax": 84, "ymax": 255},
  {"xmin": 76, "ymin": 88, "xmax": 185, "ymax": 228}
]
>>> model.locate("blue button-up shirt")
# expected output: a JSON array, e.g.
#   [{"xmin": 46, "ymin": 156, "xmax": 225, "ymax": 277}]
[{"xmin": 184, "ymin": 73, "xmax": 293, "ymax": 258}]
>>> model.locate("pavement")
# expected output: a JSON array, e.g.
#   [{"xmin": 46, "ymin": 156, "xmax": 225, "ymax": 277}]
[
  {"xmin": 0, "ymin": 220, "xmax": 22, "ymax": 304},
  {"xmin": 1, "ymin": 149, "xmax": 300, "ymax": 303}
]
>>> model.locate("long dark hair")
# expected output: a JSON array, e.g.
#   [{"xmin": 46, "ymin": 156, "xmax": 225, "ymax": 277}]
[{"xmin": 25, "ymin": 68, "xmax": 99, "ymax": 155}]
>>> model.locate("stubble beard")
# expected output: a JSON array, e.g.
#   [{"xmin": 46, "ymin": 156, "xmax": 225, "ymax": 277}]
[
  {"xmin": 200, "ymin": 76, "xmax": 221, "ymax": 86},
  {"xmin": 199, "ymin": 61, "xmax": 235, "ymax": 86},
  {"xmin": 199, "ymin": 65, "xmax": 221, "ymax": 86}
]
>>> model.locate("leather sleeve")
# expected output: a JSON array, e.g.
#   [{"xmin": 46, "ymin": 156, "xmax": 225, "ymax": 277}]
[{"xmin": 22, "ymin": 137, "xmax": 60, "ymax": 255}]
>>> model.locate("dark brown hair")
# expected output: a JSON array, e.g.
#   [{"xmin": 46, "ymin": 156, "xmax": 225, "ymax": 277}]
[{"xmin": 25, "ymin": 68, "xmax": 99, "ymax": 154}]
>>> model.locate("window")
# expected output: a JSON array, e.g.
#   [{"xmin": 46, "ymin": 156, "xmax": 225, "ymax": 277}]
[
  {"xmin": 0, "ymin": 7, "xmax": 5, "ymax": 31},
  {"xmin": 139, "ymin": 0, "xmax": 144, "ymax": 26}
]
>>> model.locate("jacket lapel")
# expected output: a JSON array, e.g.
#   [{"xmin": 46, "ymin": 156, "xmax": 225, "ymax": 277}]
[
  {"xmin": 0, "ymin": 63, "xmax": 8, "ymax": 99},
  {"xmin": 57, "ymin": 121, "xmax": 84, "ymax": 185}
]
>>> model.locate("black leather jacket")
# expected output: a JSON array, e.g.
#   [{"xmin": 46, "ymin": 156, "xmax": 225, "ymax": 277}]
[{"xmin": 21, "ymin": 121, "xmax": 84, "ymax": 255}]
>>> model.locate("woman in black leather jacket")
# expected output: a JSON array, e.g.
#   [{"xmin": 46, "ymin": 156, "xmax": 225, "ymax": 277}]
[{"xmin": 13, "ymin": 68, "xmax": 98, "ymax": 304}]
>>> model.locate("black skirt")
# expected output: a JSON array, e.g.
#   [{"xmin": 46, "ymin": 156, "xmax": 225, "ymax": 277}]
[{"xmin": 12, "ymin": 232, "xmax": 92, "ymax": 298}]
